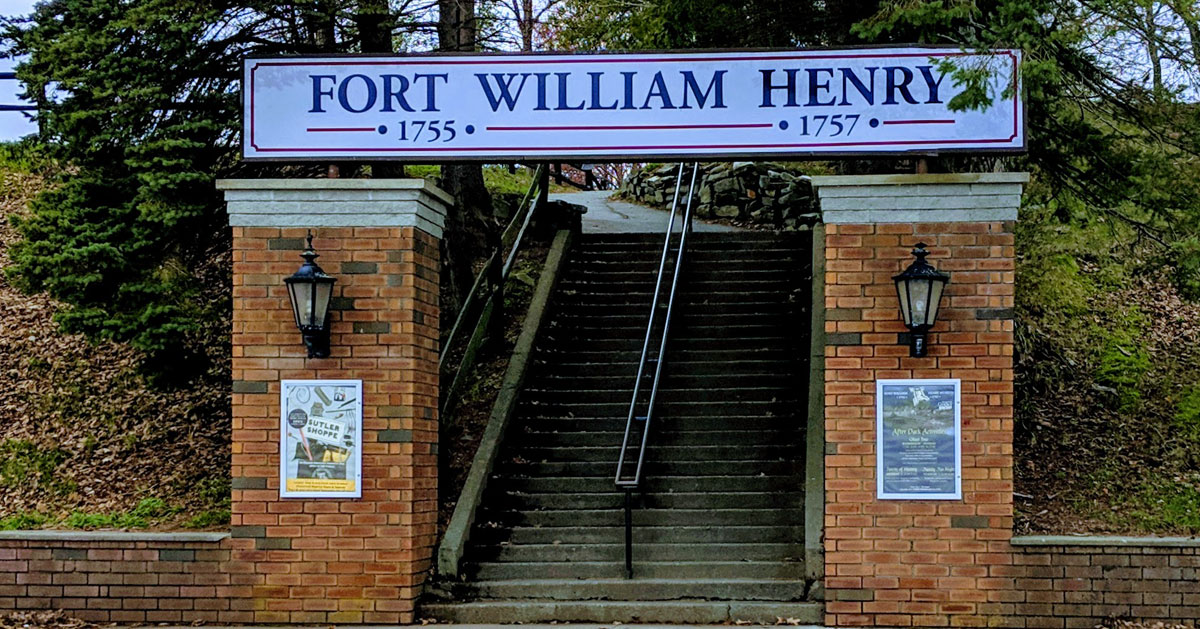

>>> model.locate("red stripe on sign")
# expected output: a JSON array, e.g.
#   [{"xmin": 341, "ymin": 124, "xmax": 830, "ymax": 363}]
[
  {"xmin": 307, "ymin": 127, "xmax": 376, "ymax": 132},
  {"xmin": 882, "ymin": 119, "xmax": 956, "ymax": 125},
  {"xmin": 487, "ymin": 123, "xmax": 774, "ymax": 131}
]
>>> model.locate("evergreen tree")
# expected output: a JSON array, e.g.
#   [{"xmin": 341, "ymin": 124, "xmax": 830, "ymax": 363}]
[{"xmin": 2, "ymin": 1, "xmax": 443, "ymax": 375}]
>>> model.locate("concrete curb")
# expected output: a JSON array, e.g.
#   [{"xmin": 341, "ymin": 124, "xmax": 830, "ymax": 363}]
[
  {"xmin": 0, "ymin": 530, "xmax": 229, "ymax": 542},
  {"xmin": 437, "ymin": 229, "xmax": 576, "ymax": 578},
  {"xmin": 1011, "ymin": 535, "xmax": 1200, "ymax": 547}
]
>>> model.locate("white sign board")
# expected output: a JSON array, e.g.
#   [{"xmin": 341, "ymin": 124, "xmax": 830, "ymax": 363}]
[
  {"xmin": 243, "ymin": 48, "xmax": 1023, "ymax": 161},
  {"xmin": 280, "ymin": 379, "xmax": 362, "ymax": 499}
]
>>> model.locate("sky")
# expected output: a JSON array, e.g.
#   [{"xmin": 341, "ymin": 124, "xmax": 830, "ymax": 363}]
[{"xmin": 0, "ymin": 0, "xmax": 36, "ymax": 141}]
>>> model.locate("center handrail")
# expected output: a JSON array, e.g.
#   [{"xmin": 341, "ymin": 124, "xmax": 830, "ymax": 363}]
[{"xmin": 614, "ymin": 162, "xmax": 698, "ymax": 578}]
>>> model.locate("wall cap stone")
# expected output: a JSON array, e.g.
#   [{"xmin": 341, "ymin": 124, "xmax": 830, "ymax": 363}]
[
  {"xmin": 216, "ymin": 177, "xmax": 454, "ymax": 205},
  {"xmin": 0, "ymin": 530, "xmax": 230, "ymax": 543},
  {"xmin": 217, "ymin": 178, "xmax": 451, "ymax": 237},
  {"xmin": 811, "ymin": 172, "xmax": 1030, "ymax": 186},
  {"xmin": 1012, "ymin": 534, "xmax": 1200, "ymax": 548},
  {"xmin": 812, "ymin": 172, "xmax": 1030, "ymax": 224}
]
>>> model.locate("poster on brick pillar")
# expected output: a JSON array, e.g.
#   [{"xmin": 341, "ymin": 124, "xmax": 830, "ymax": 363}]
[{"xmin": 280, "ymin": 379, "xmax": 363, "ymax": 498}]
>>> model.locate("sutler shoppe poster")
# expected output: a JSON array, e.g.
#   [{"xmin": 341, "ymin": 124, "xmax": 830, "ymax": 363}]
[
  {"xmin": 876, "ymin": 379, "xmax": 962, "ymax": 500},
  {"xmin": 280, "ymin": 379, "xmax": 363, "ymax": 498}
]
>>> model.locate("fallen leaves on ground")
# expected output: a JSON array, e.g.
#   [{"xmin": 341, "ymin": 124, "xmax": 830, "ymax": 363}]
[
  {"xmin": 0, "ymin": 611, "xmax": 97, "ymax": 629},
  {"xmin": 0, "ymin": 167, "xmax": 229, "ymax": 528}
]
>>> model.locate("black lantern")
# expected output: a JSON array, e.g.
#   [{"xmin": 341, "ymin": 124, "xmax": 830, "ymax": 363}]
[
  {"xmin": 284, "ymin": 232, "xmax": 336, "ymax": 358},
  {"xmin": 893, "ymin": 243, "xmax": 950, "ymax": 358}
]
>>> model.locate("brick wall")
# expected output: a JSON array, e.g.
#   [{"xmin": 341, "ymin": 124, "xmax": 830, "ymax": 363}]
[
  {"xmin": 0, "ymin": 534, "xmax": 238, "ymax": 623},
  {"xmin": 822, "ymin": 220, "xmax": 1017, "ymax": 627},
  {"xmin": 1007, "ymin": 542, "xmax": 1200, "ymax": 628},
  {"xmin": 229, "ymin": 225, "xmax": 440, "ymax": 623}
]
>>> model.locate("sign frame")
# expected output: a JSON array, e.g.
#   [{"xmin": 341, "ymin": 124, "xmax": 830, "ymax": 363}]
[
  {"xmin": 875, "ymin": 378, "xmax": 962, "ymax": 501},
  {"xmin": 242, "ymin": 46, "xmax": 1025, "ymax": 162},
  {"xmin": 279, "ymin": 379, "xmax": 364, "ymax": 499}
]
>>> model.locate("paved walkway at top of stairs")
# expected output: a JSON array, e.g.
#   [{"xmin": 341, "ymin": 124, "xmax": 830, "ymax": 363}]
[{"xmin": 549, "ymin": 190, "xmax": 740, "ymax": 234}]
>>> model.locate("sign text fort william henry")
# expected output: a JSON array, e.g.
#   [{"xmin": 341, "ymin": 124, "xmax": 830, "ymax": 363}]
[{"xmin": 244, "ymin": 49, "xmax": 1023, "ymax": 161}]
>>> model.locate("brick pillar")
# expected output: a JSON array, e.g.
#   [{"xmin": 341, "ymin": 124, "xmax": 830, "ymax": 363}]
[
  {"xmin": 812, "ymin": 174, "xmax": 1027, "ymax": 627},
  {"xmin": 216, "ymin": 179, "xmax": 450, "ymax": 623}
]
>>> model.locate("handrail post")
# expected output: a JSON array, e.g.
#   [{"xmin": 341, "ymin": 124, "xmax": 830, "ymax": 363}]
[
  {"xmin": 537, "ymin": 164, "xmax": 549, "ymax": 208},
  {"xmin": 624, "ymin": 489, "xmax": 633, "ymax": 579},
  {"xmin": 614, "ymin": 162, "xmax": 699, "ymax": 579}
]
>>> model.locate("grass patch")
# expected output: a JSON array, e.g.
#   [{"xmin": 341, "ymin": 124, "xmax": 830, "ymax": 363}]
[
  {"xmin": 1111, "ymin": 478, "xmax": 1200, "ymax": 533},
  {"xmin": 63, "ymin": 497, "xmax": 180, "ymax": 530},
  {"xmin": 182, "ymin": 508, "xmax": 230, "ymax": 529},
  {"xmin": 0, "ymin": 439, "xmax": 74, "ymax": 496},
  {"xmin": 0, "ymin": 511, "xmax": 49, "ymax": 530},
  {"xmin": 1175, "ymin": 384, "xmax": 1200, "ymax": 442}
]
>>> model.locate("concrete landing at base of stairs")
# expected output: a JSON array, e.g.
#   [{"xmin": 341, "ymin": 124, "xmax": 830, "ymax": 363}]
[{"xmin": 550, "ymin": 190, "xmax": 739, "ymax": 234}]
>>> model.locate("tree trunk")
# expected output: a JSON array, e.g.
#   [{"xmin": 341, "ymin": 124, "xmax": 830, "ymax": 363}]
[
  {"xmin": 521, "ymin": 0, "xmax": 534, "ymax": 51},
  {"xmin": 358, "ymin": 0, "xmax": 406, "ymax": 178},
  {"xmin": 1143, "ymin": 2, "xmax": 1164, "ymax": 96},
  {"xmin": 437, "ymin": 0, "xmax": 494, "ymax": 314}
]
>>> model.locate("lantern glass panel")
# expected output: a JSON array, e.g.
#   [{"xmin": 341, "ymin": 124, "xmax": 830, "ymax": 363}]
[
  {"xmin": 312, "ymin": 281, "xmax": 333, "ymax": 327},
  {"xmin": 286, "ymin": 281, "xmax": 305, "ymax": 328},
  {"xmin": 895, "ymin": 279, "xmax": 912, "ymax": 326},
  {"xmin": 908, "ymin": 278, "xmax": 933, "ymax": 326},
  {"xmin": 926, "ymin": 279, "xmax": 945, "ymax": 327}
]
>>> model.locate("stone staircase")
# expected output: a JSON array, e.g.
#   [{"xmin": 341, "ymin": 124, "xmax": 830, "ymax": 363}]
[{"xmin": 424, "ymin": 231, "xmax": 820, "ymax": 623}]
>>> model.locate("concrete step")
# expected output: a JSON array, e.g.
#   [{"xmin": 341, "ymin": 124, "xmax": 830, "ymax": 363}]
[
  {"xmin": 499, "ymin": 459, "xmax": 802, "ymax": 478},
  {"xmin": 512, "ymin": 444, "xmax": 795, "ymax": 463},
  {"xmin": 497, "ymin": 491, "xmax": 805, "ymax": 511},
  {"xmin": 471, "ymin": 542, "xmax": 804, "ymax": 563},
  {"xmin": 559, "ymin": 278, "xmax": 796, "ymax": 293},
  {"xmin": 477, "ymin": 507, "xmax": 804, "ymax": 528},
  {"xmin": 513, "ymin": 417, "xmax": 803, "ymax": 436},
  {"xmin": 442, "ymin": 577, "xmax": 811, "ymax": 602},
  {"xmin": 497, "ymin": 475, "xmax": 800, "ymax": 494},
  {"xmin": 543, "ymin": 359, "xmax": 798, "ymax": 377},
  {"xmin": 541, "ymin": 335, "xmax": 806, "ymax": 352},
  {"xmin": 471, "ymin": 524, "xmax": 805, "ymax": 545},
  {"xmin": 562, "ymin": 270, "xmax": 800, "ymax": 286},
  {"xmin": 557, "ymin": 300, "xmax": 796, "ymax": 317},
  {"xmin": 518, "ymin": 399, "xmax": 798, "ymax": 417},
  {"xmin": 570, "ymin": 257, "xmax": 808, "ymax": 273},
  {"xmin": 421, "ymin": 599, "xmax": 823, "ymax": 624},
  {"xmin": 521, "ymin": 386, "xmax": 796, "ymax": 405},
  {"xmin": 548, "ymin": 347, "xmax": 798, "ymax": 364},
  {"xmin": 555, "ymin": 311, "xmax": 798, "ymax": 328},
  {"xmin": 468, "ymin": 559, "xmax": 806, "ymax": 580},
  {"xmin": 550, "ymin": 322, "xmax": 793, "ymax": 340},
  {"xmin": 518, "ymin": 430, "xmax": 795, "ymax": 448},
  {"xmin": 466, "ymin": 559, "xmax": 805, "ymax": 581}
]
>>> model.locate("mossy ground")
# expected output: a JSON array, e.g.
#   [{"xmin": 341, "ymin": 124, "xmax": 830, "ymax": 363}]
[{"xmin": 1014, "ymin": 188, "xmax": 1200, "ymax": 535}]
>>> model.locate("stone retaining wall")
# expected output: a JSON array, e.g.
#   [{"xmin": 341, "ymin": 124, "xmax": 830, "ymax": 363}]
[
  {"xmin": 0, "ymin": 532, "xmax": 239, "ymax": 624},
  {"xmin": 619, "ymin": 162, "xmax": 819, "ymax": 228}
]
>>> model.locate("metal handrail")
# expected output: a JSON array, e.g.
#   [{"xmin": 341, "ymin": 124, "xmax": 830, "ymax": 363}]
[
  {"xmin": 614, "ymin": 162, "xmax": 698, "ymax": 578},
  {"xmin": 439, "ymin": 164, "xmax": 549, "ymax": 418}
]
